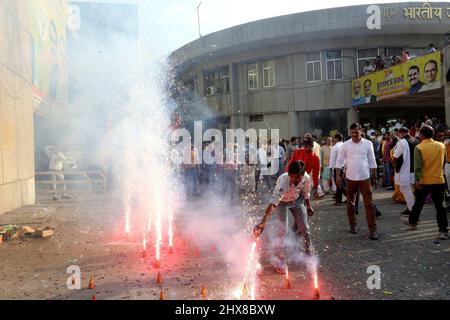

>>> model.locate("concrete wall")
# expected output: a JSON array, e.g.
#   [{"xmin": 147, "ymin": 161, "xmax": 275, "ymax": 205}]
[{"xmin": 0, "ymin": 1, "xmax": 36, "ymax": 214}]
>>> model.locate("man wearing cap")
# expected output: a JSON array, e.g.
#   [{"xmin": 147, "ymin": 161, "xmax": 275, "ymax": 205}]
[
  {"xmin": 393, "ymin": 127, "xmax": 419, "ymax": 216},
  {"xmin": 253, "ymin": 160, "xmax": 315, "ymax": 273}
]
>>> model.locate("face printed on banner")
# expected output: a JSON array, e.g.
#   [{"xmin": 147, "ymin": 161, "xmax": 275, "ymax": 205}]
[
  {"xmin": 353, "ymin": 80, "xmax": 362, "ymax": 97},
  {"xmin": 408, "ymin": 67, "xmax": 420, "ymax": 86},
  {"xmin": 424, "ymin": 61, "xmax": 437, "ymax": 83},
  {"xmin": 364, "ymin": 80, "xmax": 372, "ymax": 97}
]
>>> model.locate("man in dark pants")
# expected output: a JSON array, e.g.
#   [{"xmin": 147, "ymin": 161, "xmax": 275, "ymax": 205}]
[
  {"xmin": 336, "ymin": 123, "xmax": 379, "ymax": 240},
  {"xmin": 402, "ymin": 125, "xmax": 449, "ymax": 240},
  {"xmin": 330, "ymin": 133, "xmax": 345, "ymax": 205}
]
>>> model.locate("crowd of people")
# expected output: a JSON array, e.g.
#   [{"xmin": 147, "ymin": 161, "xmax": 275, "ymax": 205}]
[
  {"xmin": 362, "ymin": 44, "xmax": 436, "ymax": 75},
  {"xmin": 176, "ymin": 113, "xmax": 449, "ymax": 253}
]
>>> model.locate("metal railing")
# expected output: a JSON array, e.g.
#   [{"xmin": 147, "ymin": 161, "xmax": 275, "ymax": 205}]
[{"xmin": 35, "ymin": 171, "xmax": 107, "ymax": 194}]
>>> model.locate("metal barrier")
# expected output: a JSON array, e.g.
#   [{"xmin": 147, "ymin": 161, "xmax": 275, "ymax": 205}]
[{"xmin": 35, "ymin": 171, "xmax": 107, "ymax": 194}]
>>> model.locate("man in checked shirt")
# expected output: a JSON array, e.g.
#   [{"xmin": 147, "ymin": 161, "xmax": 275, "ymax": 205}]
[{"xmin": 253, "ymin": 160, "xmax": 315, "ymax": 274}]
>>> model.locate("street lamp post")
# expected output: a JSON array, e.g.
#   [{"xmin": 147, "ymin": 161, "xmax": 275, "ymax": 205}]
[{"xmin": 197, "ymin": 2, "xmax": 202, "ymax": 38}]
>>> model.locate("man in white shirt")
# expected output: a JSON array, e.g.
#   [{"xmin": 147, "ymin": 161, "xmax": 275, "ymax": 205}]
[
  {"xmin": 330, "ymin": 133, "xmax": 345, "ymax": 205},
  {"xmin": 45, "ymin": 146, "xmax": 71, "ymax": 200},
  {"xmin": 335, "ymin": 123, "xmax": 379, "ymax": 240},
  {"xmin": 253, "ymin": 160, "xmax": 315, "ymax": 273},
  {"xmin": 393, "ymin": 127, "xmax": 418, "ymax": 215}
]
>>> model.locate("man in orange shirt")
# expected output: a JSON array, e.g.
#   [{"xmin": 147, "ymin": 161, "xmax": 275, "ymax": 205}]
[{"xmin": 287, "ymin": 138, "xmax": 320, "ymax": 199}]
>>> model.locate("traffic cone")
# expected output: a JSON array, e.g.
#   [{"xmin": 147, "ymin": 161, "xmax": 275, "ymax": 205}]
[
  {"xmin": 284, "ymin": 277, "xmax": 291, "ymax": 289},
  {"xmin": 156, "ymin": 272, "xmax": 163, "ymax": 284},
  {"xmin": 242, "ymin": 283, "xmax": 248, "ymax": 297},
  {"xmin": 201, "ymin": 285, "xmax": 207, "ymax": 299},
  {"xmin": 91, "ymin": 294, "xmax": 97, "ymax": 300},
  {"xmin": 159, "ymin": 290, "xmax": 165, "ymax": 300},
  {"xmin": 155, "ymin": 259, "xmax": 161, "ymax": 269},
  {"xmin": 313, "ymin": 288, "xmax": 320, "ymax": 300},
  {"xmin": 88, "ymin": 275, "xmax": 95, "ymax": 289}
]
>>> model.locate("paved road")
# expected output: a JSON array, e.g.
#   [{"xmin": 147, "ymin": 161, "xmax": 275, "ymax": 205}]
[{"xmin": 0, "ymin": 189, "xmax": 448, "ymax": 300}]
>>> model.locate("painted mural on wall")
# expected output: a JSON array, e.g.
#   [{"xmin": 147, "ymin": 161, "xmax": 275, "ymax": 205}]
[
  {"xmin": 28, "ymin": 0, "xmax": 69, "ymax": 116},
  {"xmin": 352, "ymin": 51, "xmax": 442, "ymax": 106}
]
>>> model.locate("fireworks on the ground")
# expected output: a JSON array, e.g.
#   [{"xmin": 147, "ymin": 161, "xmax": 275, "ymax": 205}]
[
  {"xmin": 234, "ymin": 240, "xmax": 259, "ymax": 300},
  {"xmin": 313, "ymin": 272, "xmax": 320, "ymax": 300},
  {"xmin": 168, "ymin": 216, "xmax": 174, "ymax": 254},
  {"xmin": 284, "ymin": 266, "xmax": 292, "ymax": 289}
]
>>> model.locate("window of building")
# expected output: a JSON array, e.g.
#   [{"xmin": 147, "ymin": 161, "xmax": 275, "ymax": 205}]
[
  {"xmin": 306, "ymin": 52, "xmax": 321, "ymax": 82},
  {"xmin": 262, "ymin": 60, "xmax": 275, "ymax": 87},
  {"xmin": 408, "ymin": 48, "xmax": 427, "ymax": 59},
  {"xmin": 357, "ymin": 48, "xmax": 379, "ymax": 76},
  {"xmin": 385, "ymin": 47, "xmax": 402, "ymax": 57},
  {"xmin": 249, "ymin": 114, "xmax": 264, "ymax": 122},
  {"xmin": 248, "ymin": 63, "xmax": 259, "ymax": 90},
  {"xmin": 221, "ymin": 67, "xmax": 230, "ymax": 93},
  {"xmin": 326, "ymin": 50, "xmax": 342, "ymax": 80}
]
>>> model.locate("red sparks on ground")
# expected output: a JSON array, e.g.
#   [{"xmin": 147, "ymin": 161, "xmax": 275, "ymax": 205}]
[
  {"xmin": 313, "ymin": 273, "xmax": 320, "ymax": 300},
  {"xmin": 284, "ymin": 267, "xmax": 291, "ymax": 289}
]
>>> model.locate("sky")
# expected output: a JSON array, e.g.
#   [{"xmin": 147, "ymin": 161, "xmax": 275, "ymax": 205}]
[{"xmin": 78, "ymin": 0, "xmax": 445, "ymax": 54}]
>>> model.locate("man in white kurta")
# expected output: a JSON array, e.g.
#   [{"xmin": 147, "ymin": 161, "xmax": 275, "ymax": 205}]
[{"xmin": 393, "ymin": 130, "xmax": 415, "ymax": 214}]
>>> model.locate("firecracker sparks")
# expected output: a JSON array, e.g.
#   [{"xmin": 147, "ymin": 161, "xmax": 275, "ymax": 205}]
[
  {"xmin": 236, "ymin": 240, "xmax": 258, "ymax": 300},
  {"xmin": 285, "ymin": 266, "xmax": 291, "ymax": 289},
  {"xmin": 125, "ymin": 207, "xmax": 130, "ymax": 235},
  {"xmin": 168, "ymin": 217, "xmax": 174, "ymax": 249},
  {"xmin": 314, "ymin": 273, "xmax": 319, "ymax": 289},
  {"xmin": 155, "ymin": 208, "xmax": 162, "ymax": 267}
]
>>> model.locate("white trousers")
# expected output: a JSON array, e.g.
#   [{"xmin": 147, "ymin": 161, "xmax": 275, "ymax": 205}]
[{"xmin": 399, "ymin": 184, "xmax": 415, "ymax": 211}]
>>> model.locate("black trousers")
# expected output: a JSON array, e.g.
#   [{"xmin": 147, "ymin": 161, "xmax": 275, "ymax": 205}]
[
  {"xmin": 334, "ymin": 169, "xmax": 345, "ymax": 204},
  {"xmin": 410, "ymin": 184, "xmax": 449, "ymax": 233}
]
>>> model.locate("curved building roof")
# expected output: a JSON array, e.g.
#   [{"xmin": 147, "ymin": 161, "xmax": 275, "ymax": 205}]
[{"xmin": 171, "ymin": 2, "xmax": 450, "ymax": 69}]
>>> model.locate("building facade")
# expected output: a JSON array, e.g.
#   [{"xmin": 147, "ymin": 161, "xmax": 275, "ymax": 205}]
[
  {"xmin": 170, "ymin": 2, "xmax": 450, "ymax": 138},
  {"xmin": 0, "ymin": 1, "xmax": 38, "ymax": 214}
]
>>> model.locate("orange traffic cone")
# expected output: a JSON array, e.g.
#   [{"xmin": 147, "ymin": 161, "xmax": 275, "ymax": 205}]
[
  {"xmin": 91, "ymin": 294, "xmax": 97, "ymax": 300},
  {"xmin": 159, "ymin": 290, "xmax": 165, "ymax": 300},
  {"xmin": 284, "ymin": 277, "xmax": 291, "ymax": 289},
  {"xmin": 201, "ymin": 285, "xmax": 207, "ymax": 299},
  {"xmin": 156, "ymin": 272, "xmax": 163, "ymax": 284},
  {"xmin": 313, "ymin": 288, "xmax": 320, "ymax": 300},
  {"xmin": 88, "ymin": 275, "xmax": 95, "ymax": 289},
  {"xmin": 242, "ymin": 283, "xmax": 248, "ymax": 297},
  {"xmin": 155, "ymin": 260, "xmax": 161, "ymax": 269}
]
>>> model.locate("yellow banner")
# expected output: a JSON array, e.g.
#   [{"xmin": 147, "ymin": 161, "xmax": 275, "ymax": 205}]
[{"xmin": 352, "ymin": 51, "xmax": 442, "ymax": 106}]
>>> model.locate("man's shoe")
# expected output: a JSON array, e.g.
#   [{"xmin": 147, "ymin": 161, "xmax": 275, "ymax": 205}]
[
  {"xmin": 401, "ymin": 209, "xmax": 412, "ymax": 216},
  {"xmin": 401, "ymin": 216, "xmax": 417, "ymax": 230},
  {"xmin": 386, "ymin": 186, "xmax": 394, "ymax": 191},
  {"xmin": 355, "ymin": 210, "xmax": 359, "ymax": 216},
  {"xmin": 439, "ymin": 232, "xmax": 449, "ymax": 240},
  {"xmin": 370, "ymin": 231, "xmax": 379, "ymax": 240},
  {"xmin": 375, "ymin": 210, "xmax": 382, "ymax": 218},
  {"xmin": 350, "ymin": 226, "xmax": 357, "ymax": 234}
]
